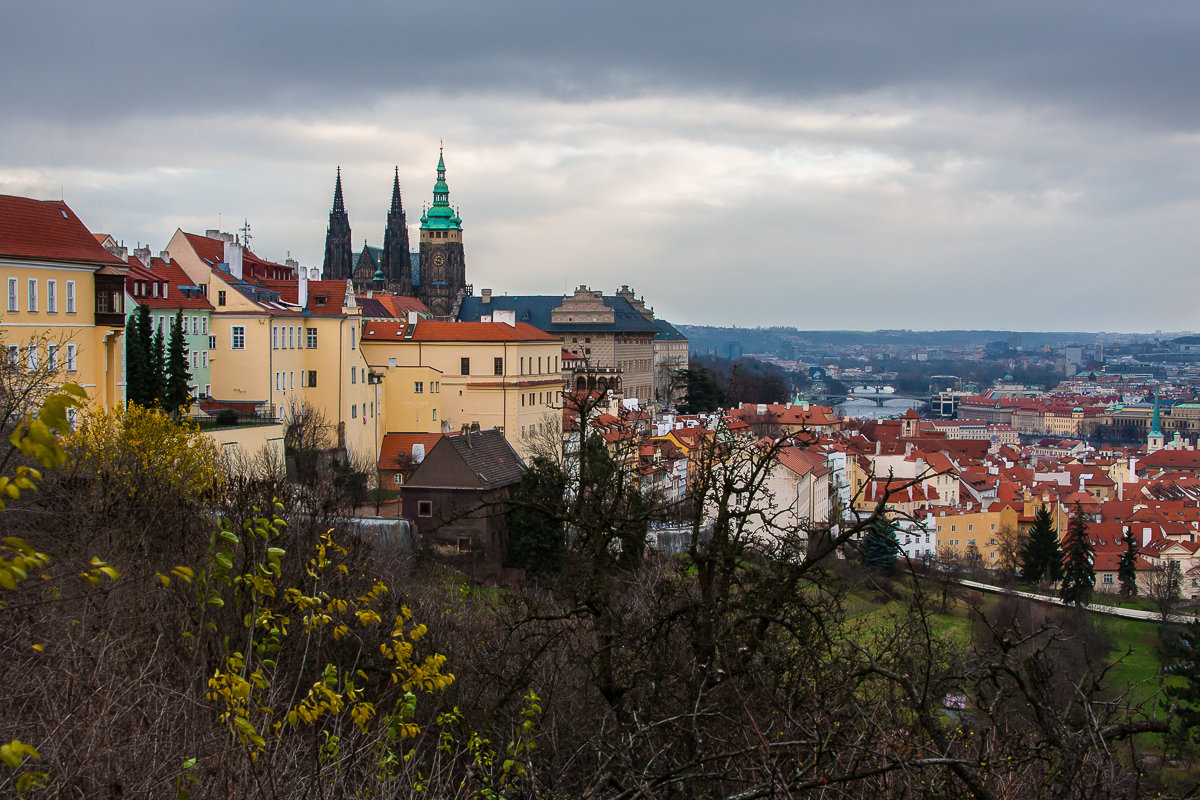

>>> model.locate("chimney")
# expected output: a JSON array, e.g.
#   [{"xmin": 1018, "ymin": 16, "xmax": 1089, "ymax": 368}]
[
  {"xmin": 224, "ymin": 239, "xmax": 243, "ymax": 280},
  {"xmin": 481, "ymin": 288, "xmax": 492, "ymax": 304},
  {"xmin": 285, "ymin": 257, "xmax": 299, "ymax": 270},
  {"xmin": 298, "ymin": 267, "xmax": 308, "ymax": 308},
  {"xmin": 205, "ymin": 229, "xmax": 221, "ymax": 240},
  {"xmin": 905, "ymin": 442, "xmax": 913, "ymax": 457},
  {"xmin": 133, "ymin": 245, "xmax": 151, "ymax": 266},
  {"xmin": 407, "ymin": 310, "xmax": 419, "ymax": 326}
]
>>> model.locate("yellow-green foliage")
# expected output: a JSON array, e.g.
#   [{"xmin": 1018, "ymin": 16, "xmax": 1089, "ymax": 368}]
[
  {"xmin": 63, "ymin": 403, "xmax": 223, "ymax": 510},
  {"xmin": 193, "ymin": 508, "xmax": 455, "ymax": 765},
  {"xmin": 0, "ymin": 384, "xmax": 86, "ymax": 794}
]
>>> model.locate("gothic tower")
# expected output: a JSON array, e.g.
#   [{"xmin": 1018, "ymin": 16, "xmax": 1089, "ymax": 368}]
[
  {"xmin": 322, "ymin": 167, "xmax": 353, "ymax": 280},
  {"xmin": 380, "ymin": 167, "xmax": 413, "ymax": 294},
  {"xmin": 418, "ymin": 147, "xmax": 467, "ymax": 317}
]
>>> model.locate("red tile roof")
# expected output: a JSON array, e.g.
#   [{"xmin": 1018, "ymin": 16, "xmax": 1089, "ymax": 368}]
[
  {"xmin": 0, "ymin": 195, "xmax": 126, "ymax": 266},
  {"xmin": 361, "ymin": 320, "xmax": 557, "ymax": 343},
  {"xmin": 378, "ymin": 432, "xmax": 444, "ymax": 471}
]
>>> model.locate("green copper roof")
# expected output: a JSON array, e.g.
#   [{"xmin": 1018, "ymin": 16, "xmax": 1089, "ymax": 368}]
[
  {"xmin": 420, "ymin": 147, "xmax": 462, "ymax": 231},
  {"xmin": 1150, "ymin": 393, "xmax": 1163, "ymax": 437}
]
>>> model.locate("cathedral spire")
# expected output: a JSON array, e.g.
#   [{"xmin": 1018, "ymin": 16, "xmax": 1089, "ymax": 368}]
[
  {"xmin": 323, "ymin": 167, "xmax": 352, "ymax": 280},
  {"xmin": 381, "ymin": 166, "xmax": 412, "ymax": 293},
  {"xmin": 332, "ymin": 167, "xmax": 346, "ymax": 215},
  {"xmin": 389, "ymin": 166, "xmax": 403, "ymax": 214}
]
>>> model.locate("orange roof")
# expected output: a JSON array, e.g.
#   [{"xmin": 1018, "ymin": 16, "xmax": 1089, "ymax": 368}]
[
  {"xmin": 366, "ymin": 293, "xmax": 431, "ymax": 318},
  {"xmin": 378, "ymin": 433, "xmax": 444, "ymax": 471},
  {"xmin": 361, "ymin": 320, "xmax": 557, "ymax": 343},
  {"xmin": 0, "ymin": 195, "xmax": 126, "ymax": 266}
]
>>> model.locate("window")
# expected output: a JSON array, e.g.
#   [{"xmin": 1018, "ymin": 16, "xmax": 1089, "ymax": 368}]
[
  {"xmin": 272, "ymin": 327, "xmax": 278, "ymax": 349},
  {"xmin": 967, "ymin": 539, "xmax": 975, "ymax": 547},
  {"xmin": 521, "ymin": 394, "xmax": 525, "ymax": 407},
  {"xmin": 432, "ymin": 409, "xmax": 437, "ymax": 421},
  {"xmin": 306, "ymin": 328, "xmax": 317, "ymax": 348},
  {"xmin": 191, "ymin": 351, "xmax": 197, "ymax": 369},
  {"xmin": 231, "ymin": 326, "xmax": 245, "ymax": 349},
  {"xmin": 217, "ymin": 290, "xmax": 226, "ymax": 306},
  {"xmin": 46, "ymin": 280, "xmax": 57, "ymax": 313},
  {"xmin": 538, "ymin": 356, "xmax": 542, "ymax": 373},
  {"xmin": 968, "ymin": 524, "xmax": 973, "ymax": 531},
  {"xmin": 289, "ymin": 371, "xmax": 294, "ymax": 390},
  {"xmin": 204, "ymin": 384, "xmax": 210, "ymax": 397},
  {"xmin": 208, "ymin": 335, "xmax": 216, "ymax": 349},
  {"xmin": 202, "ymin": 352, "xmax": 208, "ymax": 368},
  {"xmin": 433, "ymin": 381, "xmax": 439, "ymax": 393},
  {"xmin": 460, "ymin": 357, "xmax": 469, "ymax": 376},
  {"xmin": 65, "ymin": 344, "xmax": 76, "ymax": 372},
  {"xmin": 307, "ymin": 371, "xmax": 317, "ymax": 387},
  {"xmin": 7, "ymin": 344, "xmax": 18, "ymax": 366},
  {"xmin": 494, "ymin": 357, "xmax": 503, "ymax": 376},
  {"xmin": 351, "ymin": 366, "xmax": 357, "ymax": 384},
  {"xmin": 27, "ymin": 279, "xmax": 37, "ymax": 312},
  {"xmin": 27, "ymin": 343, "xmax": 37, "ymax": 369},
  {"xmin": 414, "ymin": 382, "xmax": 424, "ymax": 393},
  {"xmin": 288, "ymin": 327, "xmax": 294, "ymax": 349},
  {"xmin": 351, "ymin": 404, "xmax": 357, "ymax": 419},
  {"xmin": 201, "ymin": 317, "xmax": 208, "ymax": 335},
  {"xmin": 1103, "ymin": 573, "xmax": 1113, "ymax": 584},
  {"xmin": 417, "ymin": 500, "xmax": 433, "ymax": 517},
  {"xmin": 350, "ymin": 326, "xmax": 356, "ymax": 349},
  {"xmin": 6, "ymin": 278, "xmax": 15, "ymax": 311},
  {"xmin": 65, "ymin": 280, "xmax": 75, "ymax": 313}
]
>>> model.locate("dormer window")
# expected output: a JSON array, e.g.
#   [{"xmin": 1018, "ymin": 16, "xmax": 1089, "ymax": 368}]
[
  {"xmin": 315, "ymin": 295, "xmax": 328, "ymax": 305},
  {"xmin": 152, "ymin": 283, "xmax": 158, "ymax": 298}
]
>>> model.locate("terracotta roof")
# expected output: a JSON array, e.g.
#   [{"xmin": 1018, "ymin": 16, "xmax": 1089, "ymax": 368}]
[
  {"xmin": 361, "ymin": 319, "xmax": 557, "ymax": 343},
  {"xmin": 365, "ymin": 293, "xmax": 431, "ymax": 319},
  {"xmin": 776, "ymin": 446, "xmax": 830, "ymax": 478},
  {"xmin": 378, "ymin": 432, "xmax": 444, "ymax": 471},
  {"xmin": 0, "ymin": 195, "xmax": 127, "ymax": 266}
]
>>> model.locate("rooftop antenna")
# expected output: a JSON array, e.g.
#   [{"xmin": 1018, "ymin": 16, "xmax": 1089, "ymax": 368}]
[{"xmin": 240, "ymin": 218, "xmax": 253, "ymax": 250}]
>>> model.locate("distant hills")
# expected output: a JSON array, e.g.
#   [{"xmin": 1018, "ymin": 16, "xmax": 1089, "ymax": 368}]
[{"xmin": 679, "ymin": 326, "xmax": 1115, "ymax": 357}]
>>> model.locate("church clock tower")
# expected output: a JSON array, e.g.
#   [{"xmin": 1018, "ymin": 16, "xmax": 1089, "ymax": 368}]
[
  {"xmin": 322, "ymin": 167, "xmax": 353, "ymax": 280},
  {"xmin": 418, "ymin": 147, "xmax": 466, "ymax": 317}
]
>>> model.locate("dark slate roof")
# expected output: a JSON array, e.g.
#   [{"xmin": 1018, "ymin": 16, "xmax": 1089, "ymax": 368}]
[
  {"xmin": 410, "ymin": 252, "xmax": 420, "ymax": 286},
  {"xmin": 406, "ymin": 429, "xmax": 526, "ymax": 490},
  {"xmin": 357, "ymin": 297, "xmax": 391, "ymax": 318},
  {"xmin": 353, "ymin": 246, "xmax": 383, "ymax": 270},
  {"xmin": 653, "ymin": 318, "xmax": 688, "ymax": 341},
  {"xmin": 448, "ymin": 430, "xmax": 526, "ymax": 488},
  {"xmin": 457, "ymin": 294, "xmax": 659, "ymax": 334}
]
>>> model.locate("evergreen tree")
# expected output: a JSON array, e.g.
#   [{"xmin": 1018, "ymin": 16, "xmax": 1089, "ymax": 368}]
[
  {"xmin": 149, "ymin": 323, "xmax": 167, "ymax": 408},
  {"xmin": 862, "ymin": 517, "xmax": 901, "ymax": 573},
  {"xmin": 165, "ymin": 310, "xmax": 192, "ymax": 414},
  {"xmin": 506, "ymin": 456, "xmax": 568, "ymax": 579},
  {"xmin": 1059, "ymin": 503, "xmax": 1095, "ymax": 606},
  {"xmin": 1163, "ymin": 618, "xmax": 1200, "ymax": 745},
  {"xmin": 677, "ymin": 367, "xmax": 723, "ymax": 414},
  {"xmin": 125, "ymin": 306, "xmax": 150, "ymax": 407},
  {"xmin": 1020, "ymin": 505, "xmax": 1062, "ymax": 586},
  {"xmin": 1118, "ymin": 530, "xmax": 1139, "ymax": 598}
]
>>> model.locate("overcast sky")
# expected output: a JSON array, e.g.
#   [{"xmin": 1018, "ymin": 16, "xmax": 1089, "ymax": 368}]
[{"xmin": 3, "ymin": 1, "xmax": 1198, "ymax": 331}]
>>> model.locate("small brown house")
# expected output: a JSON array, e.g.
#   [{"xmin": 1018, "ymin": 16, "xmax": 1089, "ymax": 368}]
[{"xmin": 401, "ymin": 428, "xmax": 526, "ymax": 582}]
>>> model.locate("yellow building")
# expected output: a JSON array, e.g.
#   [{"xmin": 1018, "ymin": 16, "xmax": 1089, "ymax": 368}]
[
  {"xmin": 932, "ymin": 504, "xmax": 1021, "ymax": 569},
  {"xmin": 360, "ymin": 317, "xmax": 562, "ymax": 460},
  {"xmin": 1, "ymin": 195, "xmax": 127, "ymax": 409},
  {"xmin": 166, "ymin": 229, "xmax": 377, "ymax": 459}
]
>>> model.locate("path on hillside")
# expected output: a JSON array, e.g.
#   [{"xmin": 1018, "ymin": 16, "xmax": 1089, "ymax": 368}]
[{"xmin": 956, "ymin": 578, "xmax": 1199, "ymax": 624}]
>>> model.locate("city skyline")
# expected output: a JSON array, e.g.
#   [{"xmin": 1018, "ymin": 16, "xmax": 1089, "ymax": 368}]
[{"xmin": 3, "ymin": 1, "xmax": 1199, "ymax": 331}]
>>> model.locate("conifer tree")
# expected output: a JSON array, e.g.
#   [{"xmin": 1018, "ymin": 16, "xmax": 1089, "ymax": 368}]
[
  {"xmin": 1059, "ymin": 503, "xmax": 1095, "ymax": 606},
  {"xmin": 1163, "ymin": 618, "xmax": 1200, "ymax": 745},
  {"xmin": 1020, "ymin": 505, "xmax": 1062, "ymax": 586},
  {"xmin": 125, "ymin": 305, "xmax": 155, "ymax": 408},
  {"xmin": 1118, "ymin": 530, "xmax": 1139, "ymax": 598},
  {"xmin": 165, "ymin": 310, "xmax": 192, "ymax": 414},
  {"xmin": 862, "ymin": 517, "xmax": 901, "ymax": 573},
  {"xmin": 149, "ymin": 323, "xmax": 166, "ymax": 408}
]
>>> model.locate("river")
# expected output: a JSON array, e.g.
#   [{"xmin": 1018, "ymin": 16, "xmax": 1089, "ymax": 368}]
[{"xmin": 836, "ymin": 396, "xmax": 925, "ymax": 420}]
